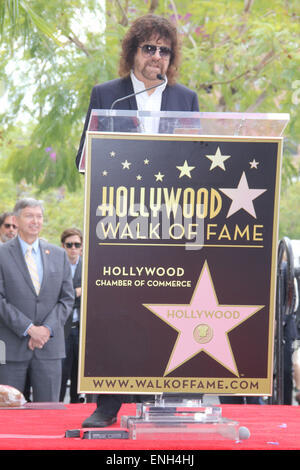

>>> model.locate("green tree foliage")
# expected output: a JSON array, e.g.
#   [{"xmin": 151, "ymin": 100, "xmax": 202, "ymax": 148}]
[
  {"xmin": 0, "ymin": 0, "xmax": 300, "ymax": 238},
  {"xmin": 0, "ymin": 164, "xmax": 84, "ymax": 245},
  {"xmin": 279, "ymin": 179, "xmax": 300, "ymax": 240}
]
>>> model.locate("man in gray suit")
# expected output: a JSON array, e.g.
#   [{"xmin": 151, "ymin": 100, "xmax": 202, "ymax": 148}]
[{"xmin": 0, "ymin": 198, "xmax": 74, "ymax": 402}]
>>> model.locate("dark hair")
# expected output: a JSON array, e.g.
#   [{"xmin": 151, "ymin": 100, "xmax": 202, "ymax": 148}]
[
  {"xmin": 119, "ymin": 14, "xmax": 181, "ymax": 85},
  {"xmin": 61, "ymin": 228, "xmax": 83, "ymax": 245},
  {"xmin": 0, "ymin": 212, "xmax": 14, "ymax": 227}
]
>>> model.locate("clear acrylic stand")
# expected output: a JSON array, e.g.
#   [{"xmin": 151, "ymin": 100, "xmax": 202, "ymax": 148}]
[
  {"xmin": 120, "ymin": 395, "xmax": 242, "ymax": 441},
  {"xmin": 78, "ymin": 110, "xmax": 289, "ymax": 172}
]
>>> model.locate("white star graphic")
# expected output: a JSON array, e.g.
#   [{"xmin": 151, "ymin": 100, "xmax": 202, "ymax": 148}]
[
  {"xmin": 219, "ymin": 172, "xmax": 267, "ymax": 219},
  {"xmin": 110, "ymin": 151, "xmax": 116, "ymax": 157},
  {"xmin": 249, "ymin": 159, "xmax": 259, "ymax": 169},
  {"xmin": 144, "ymin": 159, "xmax": 150, "ymax": 165},
  {"xmin": 121, "ymin": 160, "xmax": 131, "ymax": 170},
  {"xmin": 205, "ymin": 147, "xmax": 231, "ymax": 171},
  {"xmin": 176, "ymin": 160, "xmax": 195, "ymax": 178},
  {"xmin": 155, "ymin": 172, "xmax": 164, "ymax": 182}
]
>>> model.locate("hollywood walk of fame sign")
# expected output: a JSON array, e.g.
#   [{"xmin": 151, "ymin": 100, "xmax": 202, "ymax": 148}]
[{"xmin": 79, "ymin": 128, "xmax": 283, "ymax": 396}]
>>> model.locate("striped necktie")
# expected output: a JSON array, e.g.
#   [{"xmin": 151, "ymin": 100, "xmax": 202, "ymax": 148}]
[{"xmin": 25, "ymin": 246, "xmax": 40, "ymax": 295}]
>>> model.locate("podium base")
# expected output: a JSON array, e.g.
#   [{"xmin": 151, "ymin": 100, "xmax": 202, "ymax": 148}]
[{"xmin": 120, "ymin": 397, "xmax": 245, "ymax": 441}]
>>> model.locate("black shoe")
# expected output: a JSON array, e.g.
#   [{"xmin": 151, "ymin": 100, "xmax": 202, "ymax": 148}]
[{"xmin": 82, "ymin": 408, "xmax": 117, "ymax": 428}]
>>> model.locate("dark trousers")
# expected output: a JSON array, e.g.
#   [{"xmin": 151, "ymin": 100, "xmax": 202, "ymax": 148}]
[
  {"xmin": 96, "ymin": 394, "xmax": 155, "ymax": 417},
  {"xmin": 0, "ymin": 357, "xmax": 61, "ymax": 402},
  {"xmin": 219, "ymin": 396, "xmax": 262, "ymax": 404},
  {"xmin": 60, "ymin": 326, "xmax": 80, "ymax": 403}
]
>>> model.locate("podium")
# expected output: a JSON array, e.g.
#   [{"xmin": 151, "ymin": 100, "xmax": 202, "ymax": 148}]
[{"xmin": 78, "ymin": 110, "xmax": 289, "ymax": 439}]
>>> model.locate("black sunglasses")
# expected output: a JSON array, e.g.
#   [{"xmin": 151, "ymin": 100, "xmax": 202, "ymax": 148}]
[
  {"xmin": 65, "ymin": 242, "xmax": 82, "ymax": 249},
  {"xmin": 138, "ymin": 44, "xmax": 172, "ymax": 59},
  {"xmin": 4, "ymin": 223, "xmax": 17, "ymax": 229}
]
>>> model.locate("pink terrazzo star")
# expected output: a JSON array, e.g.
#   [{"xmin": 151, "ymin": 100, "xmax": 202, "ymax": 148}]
[{"xmin": 143, "ymin": 261, "xmax": 264, "ymax": 376}]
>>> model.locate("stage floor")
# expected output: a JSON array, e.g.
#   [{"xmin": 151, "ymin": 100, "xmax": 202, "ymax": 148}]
[{"xmin": 0, "ymin": 403, "xmax": 299, "ymax": 451}]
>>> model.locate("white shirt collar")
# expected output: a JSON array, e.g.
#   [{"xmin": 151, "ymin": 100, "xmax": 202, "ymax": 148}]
[
  {"xmin": 130, "ymin": 71, "xmax": 167, "ymax": 102},
  {"xmin": 130, "ymin": 71, "xmax": 167, "ymax": 133}
]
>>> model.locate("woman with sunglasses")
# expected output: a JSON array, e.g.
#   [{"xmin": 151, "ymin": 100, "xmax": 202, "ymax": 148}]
[{"xmin": 76, "ymin": 13, "xmax": 199, "ymax": 169}]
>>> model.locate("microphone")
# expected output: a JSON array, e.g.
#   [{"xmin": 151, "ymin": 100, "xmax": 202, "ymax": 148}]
[{"xmin": 110, "ymin": 74, "xmax": 166, "ymax": 110}]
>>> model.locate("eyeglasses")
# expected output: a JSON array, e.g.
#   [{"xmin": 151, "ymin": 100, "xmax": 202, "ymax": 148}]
[
  {"xmin": 4, "ymin": 223, "xmax": 17, "ymax": 229},
  {"xmin": 65, "ymin": 242, "xmax": 82, "ymax": 249},
  {"xmin": 138, "ymin": 44, "xmax": 172, "ymax": 59}
]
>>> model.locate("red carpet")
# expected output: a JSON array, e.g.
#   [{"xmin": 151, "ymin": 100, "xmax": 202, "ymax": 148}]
[{"xmin": 0, "ymin": 403, "xmax": 299, "ymax": 450}]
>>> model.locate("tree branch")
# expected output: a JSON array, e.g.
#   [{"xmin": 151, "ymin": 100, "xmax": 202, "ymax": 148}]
[
  {"xmin": 198, "ymin": 69, "xmax": 252, "ymax": 89},
  {"xmin": 244, "ymin": 0, "xmax": 255, "ymax": 13},
  {"xmin": 198, "ymin": 49, "xmax": 278, "ymax": 90},
  {"xmin": 169, "ymin": 0, "xmax": 180, "ymax": 24},
  {"xmin": 67, "ymin": 33, "xmax": 90, "ymax": 56},
  {"xmin": 149, "ymin": 0, "xmax": 159, "ymax": 13},
  {"xmin": 246, "ymin": 89, "xmax": 268, "ymax": 112},
  {"xmin": 115, "ymin": 0, "xmax": 128, "ymax": 27}
]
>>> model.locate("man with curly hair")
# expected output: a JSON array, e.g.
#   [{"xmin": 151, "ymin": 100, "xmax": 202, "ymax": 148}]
[{"xmin": 76, "ymin": 14, "xmax": 199, "ymax": 169}]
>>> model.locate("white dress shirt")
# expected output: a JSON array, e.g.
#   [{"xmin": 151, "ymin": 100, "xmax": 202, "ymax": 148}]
[{"xmin": 130, "ymin": 71, "xmax": 167, "ymax": 133}]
